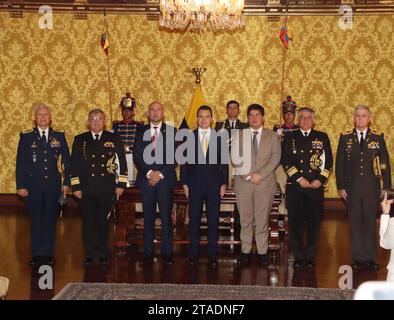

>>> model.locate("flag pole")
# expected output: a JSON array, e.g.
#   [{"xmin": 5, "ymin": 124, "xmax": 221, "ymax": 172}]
[
  {"xmin": 103, "ymin": 10, "xmax": 113, "ymax": 123},
  {"xmin": 279, "ymin": 0, "xmax": 290, "ymax": 114}
]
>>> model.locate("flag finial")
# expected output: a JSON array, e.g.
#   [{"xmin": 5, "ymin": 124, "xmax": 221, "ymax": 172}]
[{"xmin": 190, "ymin": 67, "xmax": 206, "ymax": 84}]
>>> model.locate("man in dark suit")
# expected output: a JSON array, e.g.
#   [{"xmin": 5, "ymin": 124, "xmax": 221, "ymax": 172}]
[
  {"xmin": 71, "ymin": 109, "xmax": 127, "ymax": 266},
  {"xmin": 336, "ymin": 104, "xmax": 391, "ymax": 271},
  {"xmin": 181, "ymin": 105, "xmax": 228, "ymax": 268},
  {"xmin": 16, "ymin": 103, "xmax": 71, "ymax": 266},
  {"xmin": 215, "ymin": 100, "xmax": 248, "ymax": 134},
  {"xmin": 281, "ymin": 107, "xmax": 333, "ymax": 270},
  {"xmin": 133, "ymin": 101, "xmax": 177, "ymax": 265}
]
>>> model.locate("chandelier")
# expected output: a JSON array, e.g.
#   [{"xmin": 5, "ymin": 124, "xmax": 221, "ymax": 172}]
[{"xmin": 159, "ymin": 0, "xmax": 245, "ymax": 32}]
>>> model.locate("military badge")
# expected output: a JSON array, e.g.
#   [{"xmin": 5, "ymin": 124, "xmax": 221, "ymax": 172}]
[
  {"xmin": 31, "ymin": 141, "xmax": 37, "ymax": 148},
  {"xmin": 310, "ymin": 152, "xmax": 322, "ymax": 171},
  {"xmin": 368, "ymin": 141, "xmax": 380, "ymax": 149},
  {"xmin": 32, "ymin": 154, "xmax": 37, "ymax": 163},
  {"xmin": 312, "ymin": 139, "xmax": 323, "ymax": 150},
  {"xmin": 50, "ymin": 137, "xmax": 60, "ymax": 148},
  {"xmin": 106, "ymin": 155, "xmax": 118, "ymax": 174},
  {"xmin": 104, "ymin": 142, "xmax": 115, "ymax": 148}
]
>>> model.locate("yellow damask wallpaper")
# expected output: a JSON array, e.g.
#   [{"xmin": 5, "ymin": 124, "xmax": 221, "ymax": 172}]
[{"xmin": 0, "ymin": 12, "xmax": 393, "ymax": 196}]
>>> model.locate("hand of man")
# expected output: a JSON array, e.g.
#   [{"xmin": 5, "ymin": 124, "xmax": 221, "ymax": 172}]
[
  {"xmin": 149, "ymin": 171, "xmax": 161, "ymax": 184},
  {"xmin": 381, "ymin": 190, "xmax": 388, "ymax": 200},
  {"xmin": 17, "ymin": 188, "xmax": 28, "ymax": 197},
  {"xmin": 381, "ymin": 191, "xmax": 394, "ymax": 215},
  {"xmin": 298, "ymin": 177, "xmax": 310, "ymax": 188},
  {"xmin": 310, "ymin": 179, "xmax": 322, "ymax": 189},
  {"xmin": 220, "ymin": 184, "xmax": 227, "ymax": 198},
  {"xmin": 250, "ymin": 173, "xmax": 262, "ymax": 185},
  {"xmin": 115, "ymin": 187, "xmax": 125, "ymax": 200},
  {"xmin": 338, "ymin": 189, "xmax": 347, "ymax": 201},
  {"xmin": 62, "ymin": 185, "xmax": 70, "ymax": 196},
  {"xmin": 73, "ymin": 191, "xmax": 82, "ymax": 199},
  {"xmin": 183, "ymin": 185, "xmax": 189, "ymax": 199}
]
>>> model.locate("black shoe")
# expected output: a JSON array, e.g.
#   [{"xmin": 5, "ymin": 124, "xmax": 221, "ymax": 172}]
[
  {"xmin": 162, "ymin": 255, "xmax": 173, "ymax": 265},
  {"xmin": 236, "ymin": 253, "xmax": 250, "ymax": 266},
  {"xmin": 293, "ymin": 260, "xmax": 303, "ymax": 270},
  {"xmin": 142, "ymin": 255, "xmax": 154, "ymax": 265},
  {"xmin": 351, "ymin": 260, "xmax": 363, "ymax": 271},
  {"xmin": 99, "ymin": 257, "xmax": 109, "ymax": 265},
  {"xmin": 44, "ymin": 256, "xmax": 55, "ymax": 266},
  {"xmin": 84, "ymin": 257, "xmax": 95, "ymax": 267},
  {"xmin": 189, "ymin": 258, "xmax": 198, "ymax": 266},
  {"xmin": 208, "ymin": 257, "xmax": 218, "ymax": 268},
  {"xmin": 29, "ymin": 256, "xmax": 41, "ymax": 266},
  {"xmin": 305, "ymin": 261, "xmax": 315, "ymax": 270},
  {"xmin": 364, "ymin": 260, "xmax": 380, "ymax": 271},
  {"xmin": 258, "ymin": 254, "xmax": 269, "ymax": 267}
]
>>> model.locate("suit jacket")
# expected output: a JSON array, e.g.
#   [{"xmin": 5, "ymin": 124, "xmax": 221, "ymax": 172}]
[
  {"xmin": 70, "ymin": 130, "xmax": 127, "ymax": 195},
  {"xmin": 180, "ymin": 129, "xmax": 228, "ymax": 189},
  {"xmin": 335, "ymin": 128, "xmax": 391, "ymax": 197},
  {"xmin": 231, "ymin": 128, "xmax": 281, "ymax": 188},
  {"xmin": 281, "ymin": 129, "xmax": 333, "ymax": 185},
  {"xmin": 16, "ymin": 127, "xmax": 71, "ymax": 191},
  {"xmin": 133, "ymin": 123, "xmax": 177, "ymax": 188}
]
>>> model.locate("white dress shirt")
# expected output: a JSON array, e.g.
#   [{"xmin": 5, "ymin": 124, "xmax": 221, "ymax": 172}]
[
  {"xmin": 91, "ymin": 130, "xmax": 103, "ymax": 141},
  {"xmin": 356, "ymin": 128, "xmax": 368, "ymax": 143},
  {"xmin": 147, "ymin": 122, "xmax": 164, "ymax": 180},
  {"xmin": 37, "ymin": 127, "xmax": 49, "ymax": 143}
]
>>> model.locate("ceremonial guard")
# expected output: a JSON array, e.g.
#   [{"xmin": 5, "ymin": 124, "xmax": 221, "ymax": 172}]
[
  {"xmin": 336, "ymin": 105, "xmax": 391, "ymax": 270},
  {"xmin": 71, "ymin": 109, "xmax": 128, "ymax": 266},
  {"xmin": 281, "ymin": 107, "xmax": 333, "ymax": 270},
  {"xmin": 273, "ymin": 96, "xmax": 299, "ymax": 140},
  {"xmin": 16, "ymin": 103, "xmax": 71, "ymax": 266},
  {"xmin": 112, "ymin": 92, "xmax": 143, "ymax": 184}
]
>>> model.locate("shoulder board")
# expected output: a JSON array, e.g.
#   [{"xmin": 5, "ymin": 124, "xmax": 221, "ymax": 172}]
[
  {"xmin": 22, "ymin": 129, "xmax": 34, "ymax": 134},
  {"xmin": 370, "ymin": 129, "xmax": 382, "ymax": 135},
  {"xmin": 342, "ymin": 129, "xmax": 353, "ymax": 135},
  {"xmin": 52, "ymin": 128, "xmax": 64, "ymax": 133}
]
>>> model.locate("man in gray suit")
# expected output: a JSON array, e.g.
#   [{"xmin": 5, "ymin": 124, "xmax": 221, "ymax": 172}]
[{"xmin": 231, "ymin": 104, "xmax": 281, "ymax": 266}]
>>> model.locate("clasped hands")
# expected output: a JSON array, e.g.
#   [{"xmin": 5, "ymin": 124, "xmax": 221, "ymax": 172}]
[
  {"xmin": 298, "ymin": 177, "xmax": 322, "ymax": 189},
  {"xmin": 148, "ymin": 170, "xmax": 162, "ymax": 187}
]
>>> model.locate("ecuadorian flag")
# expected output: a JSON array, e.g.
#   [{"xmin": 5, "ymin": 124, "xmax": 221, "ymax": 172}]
[
  {"xmin": 179, "ymin": 83, "xmax": 207, "ymax": 130},
  {"xmin": 101, "ymin": 32, "xmax": 110, "ymax": 56}
]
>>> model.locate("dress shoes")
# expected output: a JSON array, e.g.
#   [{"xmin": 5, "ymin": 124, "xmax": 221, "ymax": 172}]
[
  {"xmin": 258, "ymin": 254, "xmax": 269, "ymax": 267},
  {"xmin": 142, "ymin": 255, "xmax": 154, "ymax": 265},
  {"xmin": 99, "ymin": 257, "xmax": 109, "ymax": 265},
  {"xmin": 351, "ymin": 260, "xmax": 363, "ymax": 271},
  {"xmin": 208, "ymin": 257, "xmax": 218, "ymax": 268},
  {"xmin": 162, "ymin": 255, "xmax": 173, "ymax": 265},
  {"xmin": 236, "ymin": 253, "xmax": 250, "ymax": 266},
  {"xmin": 29, "ymin": 256, "xmax": 42, "ymax": 267},
  {"xmin": 44, "ymin": 256, "xmax": 55, "ymax": 266},
  {"xmin": 83, "ymin": 257, "xmax": 95, "ymax": 267},
  {"xmin": 364, "ymin": 260, "xmax": 380, "ymax": 271},
  {"xmin": 189, "ymin": 258, "xmax": 198, "ymax": 266},
  {"xmin": 305, "ymin": 261, "xmax": 315, "ymax": 270},
  {"xmin": 293, "ymin": 260, "xmax": 303, "ymax": 270}
]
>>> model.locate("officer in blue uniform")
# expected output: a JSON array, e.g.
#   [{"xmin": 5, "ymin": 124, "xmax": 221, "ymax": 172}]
[
  {"xmin": 16, "ymin": 103, "xmax": 71, "ymax": 266},
  {"xmin": 113, "ymin": 92, "xmax": 143, "ymax": 184}
]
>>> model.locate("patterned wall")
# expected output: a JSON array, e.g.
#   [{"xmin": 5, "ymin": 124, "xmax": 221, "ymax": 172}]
[{"xmin": 0, "ymin": 12, "xmax": 393, "ymax": 196}]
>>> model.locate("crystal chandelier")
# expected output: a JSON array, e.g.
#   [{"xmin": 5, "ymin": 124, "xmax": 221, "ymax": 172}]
[{"xmin": 159, "ymin": 0, "xmax": 245, "ymax": 32}]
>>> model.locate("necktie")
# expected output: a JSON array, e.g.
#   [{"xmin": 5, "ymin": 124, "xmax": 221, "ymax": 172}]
[
  {"xmin": 231, "ymin": 122, "xmax": 235, "ymax": 129},
  {"xmin": 152, "ymin": 126, "xmax": 159, "ymax": 150},
  {"xmin": 202, "ymin": 130, "xmax": 208, "ymax": 157},
  {"xmin": 41, "ymin": 130, "xmax": 46, "ymax": 144},
  {"xmin": 94, "ymin": 134, "xmax": 99, "ymax": 142},
  {"xmin": 253, "ymin": 131, "xmax": 259, "ymax": 157},
  {"xmin": 304, "ymin": 131, "xmax": 308, "ymax": 137},
  {"xmin": 360, "ymin": 131, "xmax": 364, "ymax": 148}
]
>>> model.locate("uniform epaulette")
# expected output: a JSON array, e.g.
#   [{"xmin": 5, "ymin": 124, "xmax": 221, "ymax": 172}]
[
  {"xmin": 53, "ymin": 128, "xmax": 64, "ymax": 133},
  {"xmin": 137, "ymin": 120, "xmax": 144, "ymax": 125},
  {"xmin": 370, "ymin": 129, "xmax": 382, "ymax": 135},
  {"xmin": 112, "ymin": 120, "xmax": 120, "ymax": 124},
  {"xmin": 22, "ymin": 129, "xmax": 33, "ymax": 134},
  {"xmin": 342, "ymin": 129, "xmax": 353, "ymax": 135}
]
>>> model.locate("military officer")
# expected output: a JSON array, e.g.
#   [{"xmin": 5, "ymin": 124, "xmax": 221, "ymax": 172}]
[
  {"xmin": 215, "ymin": 100, "xmax": 249, "ymax": 134},
  {"xmin": 336, "ymin": 105, "xmax": 391, "ymax": 271},
  {"xmin": 71, "ymin": 109, "xmax": 128, "ymax": 266},
  {"xmin": 281, "ymin": 107, "xmax": 333, "ymax": 270},
  {"xmin": 112, "ymin": 92, "xmax": 143, "ymax": 184},
  {"xmin": 16, "ymin": 103, "xmax": 71, "ymax": 266},
  {"xmin": 273, "ymin": 96, "xmax": 299, "ymax": 140}
]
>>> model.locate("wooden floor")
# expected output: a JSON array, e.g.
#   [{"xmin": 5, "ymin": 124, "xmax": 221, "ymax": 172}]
[{"xmin": 0, "ymin": 206, "xmax": 390, "ymax": 300}]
